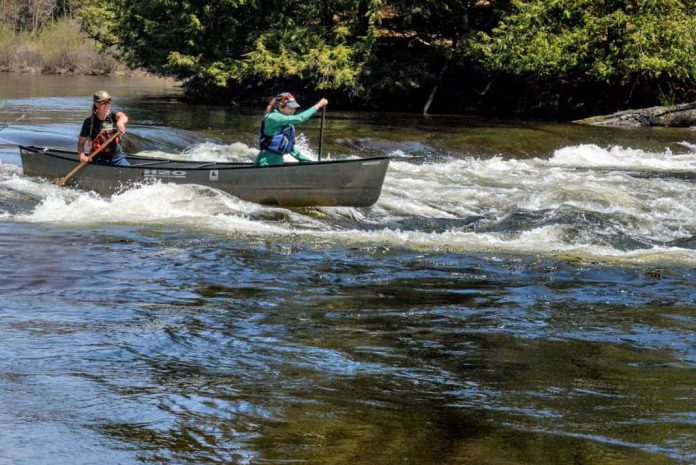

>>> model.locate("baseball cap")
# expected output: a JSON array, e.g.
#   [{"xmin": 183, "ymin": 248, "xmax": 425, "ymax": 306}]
[
  {"xmin": 276, "ymin": 92, "xmax": 300, "ymax": 109},
  {"xmin": 93, "ymin": 90, "xmax": 112, "ymax": 102}
]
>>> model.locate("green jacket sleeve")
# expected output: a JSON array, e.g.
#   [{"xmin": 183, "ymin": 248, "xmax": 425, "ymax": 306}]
[{"xmin": 264, "ymin": 107, "xmax": 318, "ymax": 135}]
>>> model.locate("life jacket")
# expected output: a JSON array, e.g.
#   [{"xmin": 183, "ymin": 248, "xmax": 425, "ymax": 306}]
[
  {"xmin": 90, "ymin": 114, "xmax": 121, "ymax": 154},
  {"xmin": 92, "ymin": 130, "xmax": 121, "ymax": 153},
  {"xmin": 258, "ymin": 115, "xmax": 296, "ymax": 154}
]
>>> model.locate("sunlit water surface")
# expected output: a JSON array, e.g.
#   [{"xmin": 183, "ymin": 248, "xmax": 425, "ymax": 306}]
[{"xmin": 0, "ymin": 73, "xmax": 695, "ymax": 465}]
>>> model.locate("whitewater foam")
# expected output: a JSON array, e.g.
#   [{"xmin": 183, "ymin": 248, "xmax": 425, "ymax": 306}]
[{"xmin": 1, "ymin": 142, "xmax": 693, "ymax": 265}]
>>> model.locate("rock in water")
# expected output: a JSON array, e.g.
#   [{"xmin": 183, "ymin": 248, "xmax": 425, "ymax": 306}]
[{"xmin": 574, "ymin": 101, "xmax": 696, "ymax": 128}]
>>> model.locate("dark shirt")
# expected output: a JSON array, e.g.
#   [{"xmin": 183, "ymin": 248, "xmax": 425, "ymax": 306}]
[{"xmin": 80, "ymin": 112, "xmax": 123, "ymax": 159}]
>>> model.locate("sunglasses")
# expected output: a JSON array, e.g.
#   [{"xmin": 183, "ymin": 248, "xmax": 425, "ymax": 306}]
[{"xmin": 96, "ymin": 99, "xmax": 112, "ymax": 105}]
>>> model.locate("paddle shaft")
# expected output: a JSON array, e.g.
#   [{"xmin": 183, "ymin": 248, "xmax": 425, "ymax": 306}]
[
  {"xmin": 54, "ymin": 131, "xmax": 120, "ymax": 187},
  {"xmin": 318, "ymin": 106, "xmax": 325, "ymax": 161}
]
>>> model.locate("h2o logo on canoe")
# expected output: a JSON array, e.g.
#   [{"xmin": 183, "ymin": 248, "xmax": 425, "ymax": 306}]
[{"xmin": 142, "ymin": 169, "xmax": 187, "ymax": 178}]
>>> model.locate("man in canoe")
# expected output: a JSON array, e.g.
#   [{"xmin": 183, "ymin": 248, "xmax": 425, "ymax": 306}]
[
  {"xmin": 77, "ymin": 90, "xmax": 129, "ymax": 166},
  {"xmin": 255, "ymin": 92, "xmax": 328, "ymax": 166}
]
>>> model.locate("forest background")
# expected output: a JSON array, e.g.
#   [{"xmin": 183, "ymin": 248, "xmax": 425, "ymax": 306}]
[{"xmin": 1, "ymin": 0, "xmax": 694, "ymax": 118}]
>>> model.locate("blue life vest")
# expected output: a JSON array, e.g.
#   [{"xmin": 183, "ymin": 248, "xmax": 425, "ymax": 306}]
[{"xmin": 258, "ymin": 116, "xmax": 296, "ymax": 154}]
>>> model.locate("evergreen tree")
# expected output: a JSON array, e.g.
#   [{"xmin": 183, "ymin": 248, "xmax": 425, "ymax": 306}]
[{"xmin": 475, "ymin": 0, "xmax": 696, "ymax": 105}]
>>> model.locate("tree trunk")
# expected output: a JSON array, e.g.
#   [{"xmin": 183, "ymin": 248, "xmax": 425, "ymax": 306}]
[{"xmin": 423, "ymin": 58, "xmax": 449, "ymax": 115}]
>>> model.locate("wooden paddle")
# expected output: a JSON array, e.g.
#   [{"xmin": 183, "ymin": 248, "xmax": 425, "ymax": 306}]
[{"xmin": 53, "ymin": 131, "xmax": 120, "ymax": 187}]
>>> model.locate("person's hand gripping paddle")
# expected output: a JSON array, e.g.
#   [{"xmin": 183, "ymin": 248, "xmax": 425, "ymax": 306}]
[{"xmin": 53, "ymin": 131, "xmax": 120, "ymax": 187}]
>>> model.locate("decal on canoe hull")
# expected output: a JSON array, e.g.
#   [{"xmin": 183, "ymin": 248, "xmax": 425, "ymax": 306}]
[{"xmin": 142, "ymin": 169, "xmax": 187, "ymax": 178}]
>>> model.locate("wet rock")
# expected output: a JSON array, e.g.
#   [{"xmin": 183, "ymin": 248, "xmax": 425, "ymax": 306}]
[{"xmin": 574, "ymin": 101, "xmax": 696, "ymax": 128}]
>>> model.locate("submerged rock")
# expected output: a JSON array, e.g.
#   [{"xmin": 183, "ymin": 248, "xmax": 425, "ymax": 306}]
[{"xmin": 574, "ymin": 101, "xmax": 696, "ymax": 128}]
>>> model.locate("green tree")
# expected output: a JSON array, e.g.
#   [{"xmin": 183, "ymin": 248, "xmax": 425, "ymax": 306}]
[
  {"xmin": 476, "ymin": 0, "xmax": 696, "ymax": 104},
  {"xmin": 80, "ymin": 0, "xmax": 384, "ymax": 100},
  {"xmin": 77, "ymin": 0, "xmax": 510, "ymax": 108},
  {"xmin": 351, "ymin": 0, "xmax": 511, "ymax": 112}
]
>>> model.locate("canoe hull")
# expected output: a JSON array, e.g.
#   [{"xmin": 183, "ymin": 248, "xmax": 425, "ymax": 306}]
[{"xmin": 19, "ymin": 146, "xmax": 390, "ymax": 207}]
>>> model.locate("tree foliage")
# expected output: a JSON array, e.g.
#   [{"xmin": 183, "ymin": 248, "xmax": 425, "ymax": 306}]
[
  {"xmin": 476, "ymin": 0, "xmax": 696, "ymax": 85},
  {"xmin": 2, "ymin": 0, "xmax": 694, "ymax": 114},
  {"xmin": 79, "ymin": 0, "xmax": 385, "ymax": 99},
  {"xmin": 76, "ymin": 0, "xmax": 509, "ymax": 105}
]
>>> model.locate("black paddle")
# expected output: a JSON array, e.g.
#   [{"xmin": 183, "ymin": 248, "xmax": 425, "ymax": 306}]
[{"xmin": 318, "ymin": 106, "xmax": 326, "ymax": 161}]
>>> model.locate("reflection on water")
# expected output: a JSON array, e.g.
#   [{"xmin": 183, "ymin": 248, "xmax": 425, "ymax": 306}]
[
  {"xmin": 2, "ymin": 224, "xmax": 693, "ymax": 464},
  {"xmin": 0, "ymin": 73, "xmax": 695, "ymax": 465}
]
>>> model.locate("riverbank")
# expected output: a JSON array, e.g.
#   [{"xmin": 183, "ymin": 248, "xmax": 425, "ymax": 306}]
[
  {"xmin": 0, "ymin": 18, "xmax": 131, "ymax": 76},
  {"xmin": 0, "ymin": 66, "xmax": 153, "ymax": 77}
]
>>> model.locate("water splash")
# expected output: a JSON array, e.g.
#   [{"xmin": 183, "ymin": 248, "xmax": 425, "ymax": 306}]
[
  {"xmin": 550, "ymin": 144, "xmax": 696, "ymax": 171},
  {"xmin": 2, "ymin": 142, "xmax": 694, "ymax": 265}
]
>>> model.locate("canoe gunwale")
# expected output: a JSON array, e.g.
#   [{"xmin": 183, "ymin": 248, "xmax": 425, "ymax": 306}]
[{"xmin": 19, "ymin": 145, "xmax": 391, "ymax": 172}]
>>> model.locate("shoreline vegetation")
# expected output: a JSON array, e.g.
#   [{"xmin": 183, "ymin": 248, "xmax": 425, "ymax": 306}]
[
  {"xmin": 0, "ymin": 19, "xmax": 142, "ymax": 77},
  {"xmin": 1, "ymin": 0, "xmax": 694, "ymax": 122}
]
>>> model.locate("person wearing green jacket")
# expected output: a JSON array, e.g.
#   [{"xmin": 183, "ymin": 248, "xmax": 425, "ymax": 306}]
[{"xmin": 255, "ymin": 92, "xmax": 329, "ymax": 166}]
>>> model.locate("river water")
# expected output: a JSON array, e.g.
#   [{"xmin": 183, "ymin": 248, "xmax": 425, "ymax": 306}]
[{"xmin": 0, "ymin": 73, "xmax": 694, "ymax": 465}]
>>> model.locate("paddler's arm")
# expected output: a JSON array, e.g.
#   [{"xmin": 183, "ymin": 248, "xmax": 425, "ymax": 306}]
[
  {"xmin": 266, "ymin": 107, "xmax": 317, "ymax": 129},
  {"xmin": 115, "ymin": 111, "xmax": 128, "ymax": 134},
  {"xmin": 265, "ymin": 99, "xmax": 328, "ymax": 128},
  {"xmin": 77, "ymin": 135, "xmax": 90, "ymax": 163}
]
